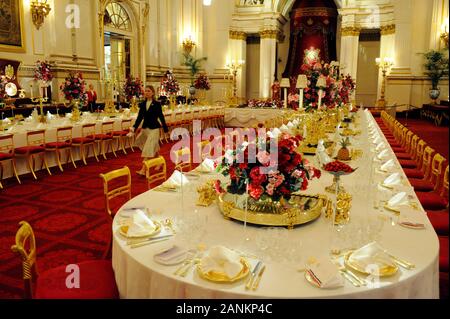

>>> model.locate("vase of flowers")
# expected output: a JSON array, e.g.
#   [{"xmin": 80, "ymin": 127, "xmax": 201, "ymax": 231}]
[
  {"xmin": 34, "ymin": 60, "xmax": 53, "ymax": 83},
  {"xmin": 124, "ymin": 76, "xmax": 143, "ymax": 102},
  {"xmin": 60, "ymin": 72, "xmax": 86, "ymax": 104}
]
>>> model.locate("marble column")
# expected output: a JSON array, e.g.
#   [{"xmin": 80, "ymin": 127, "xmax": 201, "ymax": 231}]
[
  {"xmin": 339, "ymin": 27, "xmax": 360, "ymax": 81},
  {"xmin": 378, "ymin": 25, "xmax": 396, "ymax": 100},
  {"xmin": 391, "ymin": 0, "xmax": 412, "ymax": 76},
  {"xmin": 259, "ymin": 30, "xmax": 278, "ymax": 100},
  {"xmin": 229, "ymin": 31, "xmax": 247, "ymax": 99}
]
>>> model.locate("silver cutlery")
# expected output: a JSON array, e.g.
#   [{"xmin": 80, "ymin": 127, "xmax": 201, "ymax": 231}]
[
  {"xmin": 339, "ymin": 270, "xmax": 360, "ymax": 287},
  {"xmin": 245, "ymin": 261, "xmax": 262, "ymax": 290},
  {"xmin": 127, "ymin": 234, "xmax": 173, "ymax": 246},
  {"xmin": 252, "ymin": 265, "xmax": 266, "ymax": 291},
  {"xmin": 130, "ymin": 237, "xmax": 171, "ymax": 249},
  {"xmin": 387, "ymin": 253, "xmax": 415, "ymax": 270}
]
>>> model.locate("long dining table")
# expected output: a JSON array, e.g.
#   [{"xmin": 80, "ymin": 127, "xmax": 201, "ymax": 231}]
[{"xmin": 111, "ymin": 109, "xmax": 439, "ymax": 299}]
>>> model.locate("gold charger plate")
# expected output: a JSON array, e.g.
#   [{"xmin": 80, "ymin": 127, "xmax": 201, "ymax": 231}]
[
  {"xmin": 119, "ymin": 221, "xmax": 161, "ymax": 239},
  {"xmin": 197, "ymin": 258, "xmax": 250, "ymax": 283},
  {"xmin": 344, "ymin": 252, "xmax": 398, "ymax": 277}
]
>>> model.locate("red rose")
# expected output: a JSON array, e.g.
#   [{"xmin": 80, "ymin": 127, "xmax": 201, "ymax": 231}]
[
  {"xmin": 248, "ymin": 183, "xmax": 264, "ymax": 200},
  {"xmin": 249, "ymin": 167, "xmax": 267, "ymax": 185}
]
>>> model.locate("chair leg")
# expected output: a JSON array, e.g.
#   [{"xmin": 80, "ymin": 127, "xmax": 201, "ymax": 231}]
[
  {"xmin": 80, "ymin": 145, "xmax": 88, "ymax": 165},
  {"xmin": 92, "ymin": 143, "xmax": 99, "ymax": 162},
  {"xmin": 42, "ymin": 153, "xmax": 52, "ymax": 176},
  {"xmin": 120, "ymin": 137, "xmax": 127, "ymax": 155},
  {"xmin": 55, "ymin": 149, "xmax": 64, "ymax": 172},
  {"xmin": 101, "ymin": 141, "xmax": 107, "ymax": 160},
  {"xmin": 68, "ymin": 148, "xmax": 77, "ymax": 168},
  {"xmin": 0, "ymin": 163, "xmax": 3, "ymax": 189},
  {"xmin": 111, "ymin": 140, "xmax": 117, "ymax": 158},
  {"xmin": 11, "ymin": 159, "xmax": 21, "ymax": 184},
  {"xmin": 28, "ymin": 155, "xmax": 38, "ymax": 180}
]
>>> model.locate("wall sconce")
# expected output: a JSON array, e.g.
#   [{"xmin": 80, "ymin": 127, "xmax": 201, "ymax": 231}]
[
  {"xmin": 30, "ymin": 0, "xmax": 51, "ymax": 30},
  {"xmin": 182, "ymin": 37, "xmax": 196, "ymax": 54},
  {"xmin": 440, "ymin": 19, "xmax": 449, "ymax": 48}
]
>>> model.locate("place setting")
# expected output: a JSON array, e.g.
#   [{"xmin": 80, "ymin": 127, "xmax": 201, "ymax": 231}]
[{"xmin": 153, "ymin": 170, "xmax": 190, "ymax": 193}]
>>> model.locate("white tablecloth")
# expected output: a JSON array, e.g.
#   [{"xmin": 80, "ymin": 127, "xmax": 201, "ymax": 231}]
[
  {"xmin": 112, "ymin": 111, "xmax": 439, "ymax": 299},
  {"xmin": 225, "ymin": 108, "xmax": 288, "ymax": 127}
]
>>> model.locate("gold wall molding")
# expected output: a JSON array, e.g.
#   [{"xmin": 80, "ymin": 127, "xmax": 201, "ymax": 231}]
[
  {"xmin": 229, "ymin": 30, "xmax": 247, "ymax": 40},
  {"xmin": 341, "ymin": 27, "xmax": 361, "ymax": 36},
  {"xmin": 380, "ymin": 24, "xmax": 396, "ymax": 35},
  {"xmin": 259, "ymin": 29, "xmax": 279, "ymax": 39}
]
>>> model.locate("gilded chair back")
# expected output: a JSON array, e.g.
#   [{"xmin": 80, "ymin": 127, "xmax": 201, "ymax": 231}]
[
  {"xmin": 101, "ymin": 121, "xmax": 115, "ymax": 135},
  {"xmin": 99, "ymin": 166, "xmax": 132, "ymax": 216},
  {"xmin": 144, "ymin": 156, "xmax": 167, "ymax": 189},
  {"xmin": 404, "ymin": 131, "xmax": 413, "ymax": 153},
  {"xmin": 0, "ymin": 134, "xmax": 15, "ymax": 155},
  {"xmin": 82, "ymin": 123, "xmax": 96, "ymax": 138},
  {"xmin": 56, "ymin": 127, "xmax": 73, "ymax": 144},
  {"xmin": 11, "ymin": 221, "xmax": 37, "ymax": 299},
  {"xmin": 121, "ymin": 119, "xmax": 133, "ymax": 131},
  {"xmin": 409, "ymin": 135, "xmax": 419, "ymax": 159},
  {"xmin": 173, "ymin": 147, "xmax": 192, "ymax": 172},
  {"xmin": 26, "ymin": 130, "xmax": 46, "ymax": 147},
  {"xmin": 415, "ymin": 140, "xmax": 427, "ymax": 167},
  {"xmin": 429, "ymin": 153, "xmax": 447, "ymax": 191},
  {"xmin": 422, "ymin": 146, "xmax": 436, "ymax": 180}
]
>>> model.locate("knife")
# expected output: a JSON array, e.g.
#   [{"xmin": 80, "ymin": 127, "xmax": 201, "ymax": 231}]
[
  {"xmin": 245, "ymin": 261, "xmax": 262, "ymax": 290},
  {"xmin": 252, "ymin": 265, "xmax": 266, "ymax": 291},
  {"xmin": 127, "ymin": 234, "xmax": 174, "ymax": 246},
  {"xmin": 130, "ymin": 237, "xmax": 171, "ymax": 249}
]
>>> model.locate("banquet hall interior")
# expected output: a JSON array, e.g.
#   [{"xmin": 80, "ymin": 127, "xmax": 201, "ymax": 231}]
[{"xmin": 0, "ymin": 0, "xmax": 449, "ymax": 300}]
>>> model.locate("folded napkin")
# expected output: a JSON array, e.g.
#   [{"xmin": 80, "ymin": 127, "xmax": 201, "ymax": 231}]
[
  {"xmin": 46, "ymin": 112, "xmax": 55, "ymax": 120},
  {"xmin": 373, "ymin": 136, "xmax": 382, "ymax": 145},
  {"xmin": 388, "ymin": 192, "xmax": 409, "ymax": 207},
  {"xmin": 384, "ymin": 173, "xmax": 401, "ymax": 187},
  {"xmin": 162, "ymin": 170, "xmax": 190, "ymax": 189},
  {"xmin": 200, "ymin": 246, "xmax": 242, "ymax": 279},
  {"xmin": 66, "ymin": 113, "xmax": 73, "ymax": 119},
  {"xmin": 280, "ymin": 124, "xmax": 290, "ymax": 133},
  {"xmin": 376, "ymin": 142, "xmax": 385, "ymax": 152},
  {"xmin": 36, "ymin": 123, "xmax": 45, "ymax": 129},
  {"xmin": 399, "ymin": 208, "xmax": 426, "ymax": 229},
  {"xmin": 377, "ymin": 149, "xmax": 389, "ymax": 160},
  {"xmin": 24, "ymin": 116, "xmax": 33, "ymax": 123},
  {"xmin": 7, "ymin": 125, "xmax": 18, "ymax": 133},
  {"xmin": 267, "ymin": 128, "xmax": 282, "ymax": 139},
  {"xmin": 306, "ymin": 257, "xmax": 344, "ymax": 289},
  {"xmin": 380, "ymin": 159, "xmax": 395, "ymax": 171},
  {"xmin": 292, "ymin": 119, "xmax": 299, "ymax": 126},
  {"xmin": 196, "ymin": 158, "xmax": 215, "ymax": 173},
  {"xmin": 127, "ymin": 210, "xmax": 156, "ymax": 237},
  {"xmin": 2, "ymin": 118, "xmax": 11, "ymax": 124},
  {"xmin": 349, "ymin": 242, "xmax": 396, "ymax": 272},
  {"xmin": 287, "ymin": 122, "xmax": 295, "ymax": 129}
]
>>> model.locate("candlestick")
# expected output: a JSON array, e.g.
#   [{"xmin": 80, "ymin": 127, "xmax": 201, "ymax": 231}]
[
  {"xmin": 318, "ymin": 89, "xmax": 323, "ymax": 109},
  {"xmin": 299, "ymin": 90, "xmax": 304, "ymax": 111}
]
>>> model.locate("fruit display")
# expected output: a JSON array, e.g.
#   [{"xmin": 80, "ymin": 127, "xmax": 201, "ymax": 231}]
[
  {"xmin": 337, "ymin": 138, "xmax": 351, "ymax": 161},
  {"xmin": 324, "ymin": 161, "xmax": 355, "ymax": 173}
]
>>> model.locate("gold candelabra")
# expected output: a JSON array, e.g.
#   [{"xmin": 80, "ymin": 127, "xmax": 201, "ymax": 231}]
[
  {"xmin": 226, "ymin": 60, "xmax": 245, "ymax": 104},
  {"xmin": 376, "ymin": 57, "xmax": 394, "ymax": 109},
  {"xmin": 30, "ymin": 0, "xmax": 51, "ymax": 30},
  {"xmin": 31, "ymin": 97, "xmax": 48, "ymax": 123},
  {"xmin": 182, "ymin": 37, "xmax": 196, "ymax": 54}
]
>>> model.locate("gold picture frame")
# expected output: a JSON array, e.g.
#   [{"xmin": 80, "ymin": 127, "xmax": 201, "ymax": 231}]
[{"xmin": 0, "ymin": 0, "xmax": 26, "ymax": 53}]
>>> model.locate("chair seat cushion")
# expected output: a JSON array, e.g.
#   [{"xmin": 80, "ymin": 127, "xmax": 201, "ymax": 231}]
[
  {"xmin": 404, "ymin": 168, "xmax": 425, "ymax": 179},
  {"xmin": 427, "ymin": 210, "xmax": 449, "ymax": 236},
  {"xmin": 72, "ymin": 137, "xmax": 94, "ymax": 144},
  {"xmin": 15, "ymin": 146, "xmax": 45, "ymax": 154},
  {"xmin": 417, "ymin": 192, "xmax": 448, "ymax": 210},
  {"xmin": 93, "ymin": 134, "xmax": 112, "ymax": 140},
  {"xmin": 439, "ymin": 236, "xmax": 449, "ymax": 272},
  {"xmin": 399, "ymin": 159, "xmax": 417, "ymax": 169},
  {"xmin": 392, "ymin": 147, "xmax": 406, "ymax": 153},
  {"xmin": 396, "ymin": 152, "xmax": 413, "ymax": 160},
  {"xmin": 0, "ymin": 152, "xmax": 13, "ymax": 160},
  {"xmin": 35, "ymin": 260, "xmax": 119, "ymax": 299},
  {"xmin": 45, "ymin": 142, "xmax": 72, "ymax": 149},
  {"xmin": 112, "ymin": 130, "xmax": 129, "ymax": 136},
  {"xmin": 410, "ymin": 178, "xmax": 435, "ymax": 192}
]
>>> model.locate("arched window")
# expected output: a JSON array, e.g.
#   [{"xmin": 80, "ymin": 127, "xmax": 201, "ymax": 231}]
[{"xmin": 104, "ymin": 2, "xmax": 132, "ymax": 32}]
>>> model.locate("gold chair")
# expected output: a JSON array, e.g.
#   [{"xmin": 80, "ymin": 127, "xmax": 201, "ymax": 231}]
[
  {"xmin": 441, "ymin": 165, "xmax": 449, "ymax": 198},
  {"xmin": 173, "ymin": 147, "xmax": 192, "ymax": 172},
  {"xmin": 95, "ymin": 121, "xmax": 116, "ymax": 160},
  {"xmin": 429, "ymin": 154, "xmax": 448, "ymax": 192},
  {"xmin": 14, "ymin": 130, "xmax": 52, "ymax": 180},
  {"xmin": 99, "ymin": 166, "xmax": 132, "ymax": 216},
  {"xmin": 72, "ymin": 123, "xmax": 99, "ymax": 165},
  {"xmin": 11, "ymin": 221, "xmax": 119, "ymax": 299},
  {"xmin": 196, "ymin": 140, "xmax": 212, "ymax": 161},
  {"xmin": 422, "ymin": 146, "xmax": 436, "ymax": 180},
  {"xmin": 45, "ymin": 126, "xmax": 77, "ymax": 172},
  {"xmin": 112, "ymin": 119, "xmax": 134, "ymax": 155},
  {"xmin": 0, "ymin": 134, "xmax": 21, "ymax": 189},
  {"xmin": 144, "ymin": 156, "xmax": 167, "ymax": 190}
]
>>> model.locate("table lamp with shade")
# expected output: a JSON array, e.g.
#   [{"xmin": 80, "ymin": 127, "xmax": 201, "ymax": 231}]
[
  {"xmin": 296, "ymin": 75, "xmax": 308, "ymax": 111},
  {"xmin": 316, "ymin": 75, "xmax": 327, "ymax": 109},
  {"xmin": 280, "ymin": 78, "xmax": 290, "ymax": 109}
]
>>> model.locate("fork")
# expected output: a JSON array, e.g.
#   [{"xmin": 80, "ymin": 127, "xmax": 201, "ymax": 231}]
[{"xmin": 174, "ymin": 252, "xmax": 196, "ymax": 276}]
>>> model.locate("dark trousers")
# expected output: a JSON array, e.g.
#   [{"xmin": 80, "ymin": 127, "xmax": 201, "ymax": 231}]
[{"xmin": 88, "ymin": 102, "xmax": 97, "ymax": 113}]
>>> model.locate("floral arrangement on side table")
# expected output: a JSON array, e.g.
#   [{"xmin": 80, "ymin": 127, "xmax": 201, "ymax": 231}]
[
  {"xmin": 194, "ymin": 73, "xmax": 211, "ymax": 90},
  {"xmin": 160, "ymin": 70, "xmax": 180, "ymax": 96},
  {"xmin": 216, "ymin": 134, "xmax": 321, "ymax": 202},
  {"xmin": 247, "ymin": 99, "xmax": 283, "ymax": 109},
  {"xmin": 0, "ymin": 74, "xmax": 7, "ymax": 102},
  {"xmin": 124, "ymin": 76, "xmax": 143, "ymax": 101},
  {"xmin": 34, "ymin": 60, "xmax": 53, "ymax": 83}
]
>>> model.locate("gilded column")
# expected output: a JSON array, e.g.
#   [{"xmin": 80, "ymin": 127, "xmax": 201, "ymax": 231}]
[
  {"xmin": 339, "ymin": 26, "xmax": 361, "ymax": 80},
  {"xmin": 378, "ymin": 24, "xmax": 396, "ymax": 100},
  {"xmin": 229, "ymin": 31, "xmax": 247, "ymax": 100},
  {"xmin": 259, "ymin": 29, "xmax": 279, "ymax": 99}
]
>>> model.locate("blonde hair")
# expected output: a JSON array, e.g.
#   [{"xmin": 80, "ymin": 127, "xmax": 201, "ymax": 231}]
[{"xmin": 145, "ymin": 85, "xmax": 156, "ymax": 101}]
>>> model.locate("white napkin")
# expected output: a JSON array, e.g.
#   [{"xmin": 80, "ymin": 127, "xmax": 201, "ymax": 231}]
[
  {"xmin": 287, "ymin": 122, "xmax": 295, "ymax": 129},
  {"xmin": 349, "ymin": 242, "xmax": 396, "ymax": 272},
  {"xmin": 36, "ymin": 123, "xmax": 45, "ymax": 129},
  {"xmin": 280, "ymin": 124, "xmax": 290, "ymax": 133},
  {"xmin": 200, "ymin": 246, "xmax": 242, "ymax": 279},
  {"xmin": 25, "ymin": 116, "xmax": 33, "ymax": 123},
  {"xmin": 306, "ymin": 257, "xmax": 344, "ymax": 289},
  {"xmin": 377, "ymin": 149, "xmax": 389, "ymax": 160},
  {"xmin": 399, "ymin": 208, "xmax": 426, "ymax": 229},
  {"xmin": 272, "ymin": 128, "xmax": 282, "ymax": 137},
  {"xmin": 162, "ymin": 170, "xmax": 190, "ymax": 188},
  {"xmin": 373, "ymin": 136, "xmax": 382, "ymax": 145},
  {"xmin": 384, "ymin": 173, "xmax": 401, "ymax": 186},
  {"xmin": 7, "ymin": 125, "xmax": 18, "ymax": 133},
  {"xmin": 196, "ymin": 158, "xmax": 215, "ymax": 173},
  {"xmin": 380, "ymin": 159, "xmax": 395, "ymax": 171},
  {"xmin": 293, "ymin": 119, "xmax": 299, "ymax": 126},
  {"xmin": 2, "ymin": 118, "xmax": 11, "ymax": 124},
  {"xmin": 46, "ymin": 112, "xmax": 55, "ymax": 120},
  {"xmin": 376, "ymin": 142, "xmax": 385, "ymax": 152},
  {"xmin": 388, "ymin": 192, "xmax": 409, "ymax": 207},
  {"xmin": 127, "ymin": 210, "xmax": 156, "ymax": 237},
  {"xmin": 66, "ymin": 113, "xmax": 73, "ymax": 119}
]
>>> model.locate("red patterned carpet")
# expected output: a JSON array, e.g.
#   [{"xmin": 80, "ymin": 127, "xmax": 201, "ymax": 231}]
[{"xmin": 0, "ymin": 142, "xmax": 178, "ymax": 299}]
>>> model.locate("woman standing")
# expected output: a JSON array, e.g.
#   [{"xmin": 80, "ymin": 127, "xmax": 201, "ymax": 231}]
[{"xmin": 130, "ymin": 85, "xmax": 168, "ymax": 176}]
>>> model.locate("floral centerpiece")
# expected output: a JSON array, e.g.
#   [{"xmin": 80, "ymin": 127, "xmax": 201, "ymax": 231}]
[
  {"xmin": 300, "ymin": 60, "xmax": 337, "ymax": 110},
  {"xmin": 60, "ymin": 72, "xmax": 86, "ymax": 102},
  {"xmin": 124, "ymin": 76, "xmax": 143, "ymax": 101},
  {"xmin": 0, "ymin": 74, "xmax": 7, "ymax": 102},
  {"xmin": 335, "ymin": 75, "xmax": 356, "ymax": 106},
  {"xmin": 247, "ymin": 99, "xmax": 283, "ymax": 109},
  {"xmin": 216, "ymin": 134, "xmax": 321, "ymax": 202},
  {"xmin": 194, "ymin": 73, "xmax": 211, "ymax": 90},
  {"xmin": 34, "ymin": 60, "xmax": 53, "ymax": 83},
  {"xmin": 160, "ymin": 70, "xmax": 180, "ymax": 96}
]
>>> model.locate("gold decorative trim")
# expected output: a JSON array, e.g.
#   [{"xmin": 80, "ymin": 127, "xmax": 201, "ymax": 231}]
[
  {"xmin": 341, "ymin": 27, "xmax": 361, "ymax": 37},
  {"xmin": 0, "ymin": 0, "xmax": 26, "ymax": 53},
  {"xmin": 259, "ymin": 29, "xmax": 279, "ymax": 39},
  {"xmin": 229, "ymin": 31, "xmax": 247, "ymax": 40},
  {"xmin": 380, "ymin": 24, "xmax": 396, "ymax": 35}
]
